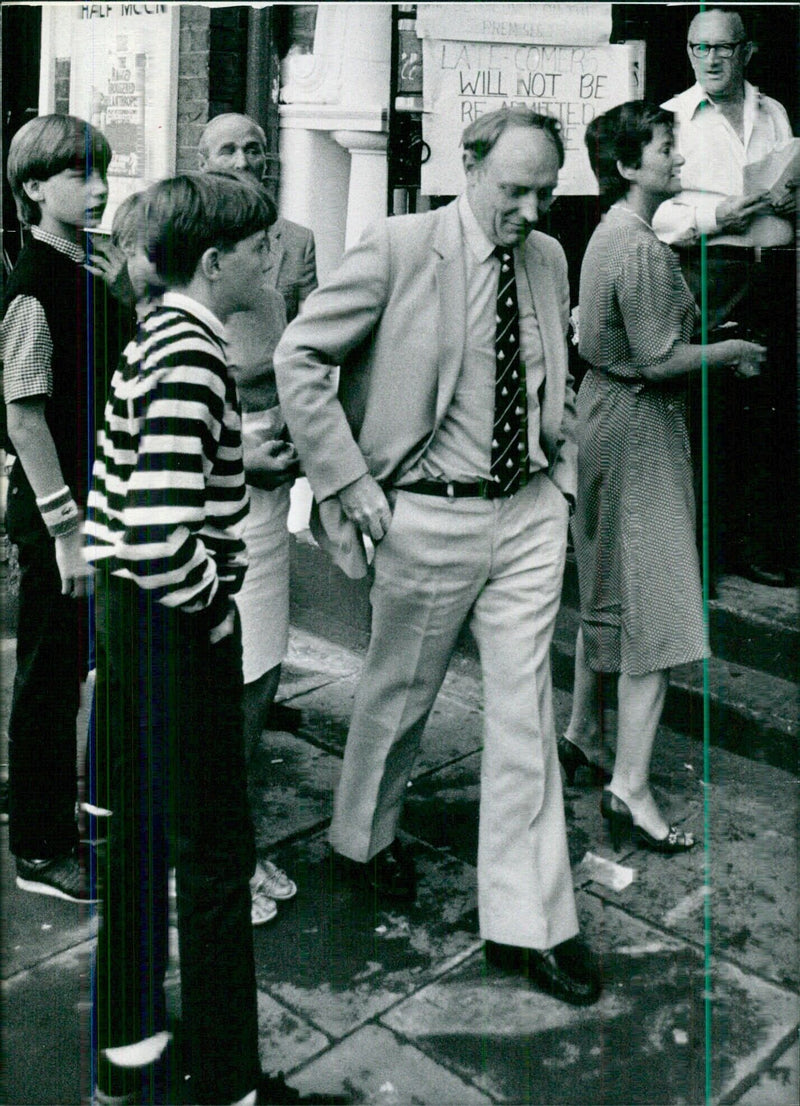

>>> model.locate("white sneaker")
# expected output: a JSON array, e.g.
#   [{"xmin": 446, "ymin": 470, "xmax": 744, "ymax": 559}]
[{"xmin": 256, "ymin": 859, "xmax": 297, "ymax": 901}]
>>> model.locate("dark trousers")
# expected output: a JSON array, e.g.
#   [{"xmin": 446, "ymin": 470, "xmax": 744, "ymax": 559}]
[
  {"xmin": 6, "ymin": 478, "xmax": 87, "ymax": 858},
  {"xmin": 678, "ymin": 245, "xmax": 798, "ymax": 576},
  {"xmin": 93, "ymin": 574, "xmax": 260, "ymax": 1105}
]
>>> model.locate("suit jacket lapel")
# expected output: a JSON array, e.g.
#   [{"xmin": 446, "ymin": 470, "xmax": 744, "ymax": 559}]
[
  {"xmin": 520, "ymin": 239, "xmax": 565, "ymax": 453},
  {"xmin": 433, "ymin": 202, "xmax": 467, "ymax": 426},
  {"xmin": 266, "ymin": 220, "xmax": 285, "ymax": 289}
]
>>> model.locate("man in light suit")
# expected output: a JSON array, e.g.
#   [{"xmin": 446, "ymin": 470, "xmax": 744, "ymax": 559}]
[{"xmin": 275, "ymin": 107, "xmax": 601, "ymax": 1006}]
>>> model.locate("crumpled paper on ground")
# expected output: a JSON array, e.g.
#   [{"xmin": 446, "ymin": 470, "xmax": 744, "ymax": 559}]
[{"xmin": 575, "ymin": 851, "xmax": 636, "ymax": 892}]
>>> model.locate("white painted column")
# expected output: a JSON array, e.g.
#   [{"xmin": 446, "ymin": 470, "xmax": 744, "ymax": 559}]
[
  {"xmin": 331, "ymin": 130, "xmax": 389, "ymax": 248},
  {"xmin": 278, "ymin": 124, "xmax": 350, "ymax": 280}
]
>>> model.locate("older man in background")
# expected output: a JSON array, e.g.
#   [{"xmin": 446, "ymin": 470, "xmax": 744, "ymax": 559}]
[
  {"xmin": 199, "ymin": 113, "xmax": 317, "ymax": 324},
  {"xmin": 653, "ymin": 7, "xmax": 797, "ymax": 588}
]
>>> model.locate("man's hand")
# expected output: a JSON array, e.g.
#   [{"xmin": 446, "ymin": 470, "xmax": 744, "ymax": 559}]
[
  {"xmin": 338, "ymin": 473, "xmax": 392, "ymax": 543},
  {"xmin": 714, "ymin": 193, "xmax": 771, "ymax": 234},
  {"xmin": 245, "ymin": 439, "xmax": 301, "ymax": 490},
  {"xmin": 771, "ymin": 184, "xmax": 797, "ymax": 218},
  {"xmin": 209, "ymin": 605, "xmax": 236, "ymax": 644},
  {"xmin": 85, "ymin": 239, "xmax": 136, "ymax": 304},
  {"xmin": 54, "ymin": 529, "xmax": 93, "ymax": 598}
]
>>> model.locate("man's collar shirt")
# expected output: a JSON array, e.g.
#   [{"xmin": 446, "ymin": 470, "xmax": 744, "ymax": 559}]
[
  {"xmin": 653, "ymin": 80, "xmax": 794, "ymax": 245},
  {"xmin": 398, "ymin": 195, "xmax": 547, "ymax": 485}
]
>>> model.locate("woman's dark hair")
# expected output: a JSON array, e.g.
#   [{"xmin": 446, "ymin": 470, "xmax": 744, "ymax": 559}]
[
  {"xmin": 584, "ymin": 101, "xmax": 675, "ymax": 208},
  {"xmin": 142, "ymin": 172, "xmax": 275, "ymax": 286}
]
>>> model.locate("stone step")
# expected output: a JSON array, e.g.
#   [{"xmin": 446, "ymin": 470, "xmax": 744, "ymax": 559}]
[
  {"xmin": 289, "ymin": 539, "xmax": 799, "ymax": 775},
  {"xmin": 551, "ymin": 605, "xmax": 798, "ymax": 776}
]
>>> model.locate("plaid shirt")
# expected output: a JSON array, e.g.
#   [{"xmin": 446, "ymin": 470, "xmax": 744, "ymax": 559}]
[{"xmin": 1, "ymin": 227, "xmax": 86, "ymax": 403}]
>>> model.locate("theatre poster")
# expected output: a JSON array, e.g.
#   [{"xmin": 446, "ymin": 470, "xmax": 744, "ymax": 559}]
[{"xmin": 38, "ymin": 3, "xmax": 179, "ymax": 227}]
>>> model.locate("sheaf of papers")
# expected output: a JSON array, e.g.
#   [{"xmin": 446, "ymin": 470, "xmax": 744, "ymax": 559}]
[{"xmin": 743, "ymin": 138, "xmax": 800, "ymax": 204}]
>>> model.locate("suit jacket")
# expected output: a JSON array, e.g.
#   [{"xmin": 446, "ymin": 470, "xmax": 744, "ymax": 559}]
[
  {"xmin": 274, "ymin": 199, "xmax": 577, "ymax": 573},
  {"xmin": 266, "ymin": 216, "xmax": 318, "ymax": 323}
]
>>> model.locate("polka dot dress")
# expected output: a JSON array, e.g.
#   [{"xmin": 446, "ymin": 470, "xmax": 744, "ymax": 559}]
[{"xmin": 572, "ymin": 206, "xmax": 710, "ymax": 676}]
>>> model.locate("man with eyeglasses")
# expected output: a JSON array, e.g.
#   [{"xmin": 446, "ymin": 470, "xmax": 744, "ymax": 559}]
[{"xmin": 653, "ymin": 7, "xmax": 797, "ymax": 590}]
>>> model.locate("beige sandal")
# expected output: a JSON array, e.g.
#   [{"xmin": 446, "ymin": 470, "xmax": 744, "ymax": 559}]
[{"xmin": 249, "ymin": 874, "xmax": 278, "ymax": 925}]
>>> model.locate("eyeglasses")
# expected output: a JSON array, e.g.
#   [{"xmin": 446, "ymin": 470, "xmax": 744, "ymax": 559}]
[{"xmin": 688, "ymin": 41, "xmax": 746, "ymax": 59}]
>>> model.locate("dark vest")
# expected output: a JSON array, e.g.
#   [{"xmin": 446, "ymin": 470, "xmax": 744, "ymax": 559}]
[{"xmin": 2, "ymin": 237, "xmax": 134, "ymax": 538}]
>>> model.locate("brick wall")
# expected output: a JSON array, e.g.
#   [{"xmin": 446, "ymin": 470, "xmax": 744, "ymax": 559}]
[
  {"xmin": 174, "ymin": 6, "xmax": 259, "ymax": 174},
  {"xmin": 175, "ymin": 5, "xmax": 211, "ymax": 173}
]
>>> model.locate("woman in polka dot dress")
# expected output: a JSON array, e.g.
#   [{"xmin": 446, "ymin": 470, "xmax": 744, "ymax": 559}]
[{"xmin": 560, "ymin": 102, "xmax": 765, "ymax": 853}]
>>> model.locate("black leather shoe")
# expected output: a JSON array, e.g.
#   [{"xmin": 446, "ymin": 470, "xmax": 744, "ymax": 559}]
[
  {"xmin": 266, "ymin": 703, "xmax": 303, "ymax": 733},
  {"xmin": 600, "ymin": 788, "xmax": 695, "ymax": 854},
  {"xmin": 485, "ymin": 936, "xmax": 602, "ymax": 1006},
  {"xmin": 257, "ymin": 1070, "xmax": 350, "ymax": 1104},
  {"xmin": 331, "ymin": 840, "xmax": 417, "ymax": 901}
]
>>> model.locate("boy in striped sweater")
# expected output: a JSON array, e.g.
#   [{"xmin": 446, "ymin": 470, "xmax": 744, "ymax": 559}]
[{"xmin": 85, "ymin": 174, "xmax": 334, "ymax": 1106}]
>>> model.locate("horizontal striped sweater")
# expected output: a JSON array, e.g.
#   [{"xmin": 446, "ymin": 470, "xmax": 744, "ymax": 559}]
[{"xmin": 84, "ymin": 292, "xmax": 249, "ymax": 628}]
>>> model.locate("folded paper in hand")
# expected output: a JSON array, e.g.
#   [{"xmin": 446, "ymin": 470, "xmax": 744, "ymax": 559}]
[
  {"xmin": 744, "ymin": 138, "xmax": 800, "ymax": 205},
  {"xmin": 310, "ymin": 497, "xmax": 369, "ymax": 579}
]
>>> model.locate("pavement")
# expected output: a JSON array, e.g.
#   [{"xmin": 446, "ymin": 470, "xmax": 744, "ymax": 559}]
[{"xmin": 1, "ymin": 621, "xmax": 798, "ymax": 1106}]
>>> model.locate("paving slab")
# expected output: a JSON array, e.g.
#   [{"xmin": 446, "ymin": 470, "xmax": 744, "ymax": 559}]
[
  {"xmin": 248, "ymin": 730, "xmax": 342, "ymax": 850},
  {"xmin": 1, "ymin": 825, "xmax": 97, "ymax": 978},
  {"xmin": 256, "ymin": 989, "xmax": 332, "ymax": 1076},
  {"xmin": 733, "ymin": 1037, "xmax": 799, "ymax": 1105},
  {"xmin": 285, "ymin": 674, "xmax": 486, "ymax": 778},
  {"xmin": 2, "ymin": 940, "xmax": 93, "ymax": 1106},
  {"xmin": 383, "ymin": 894, "xmax": 799, "ymax": 1106},
  {"xmin": 399, "ymin": 748, "xmax": 703, "ymax": 881},
  {"xmin": 2, "ymin": 620, "xmax": 797, "ymax": 1106},
  {"xmin": 289, "ymin": 1023, "xmax": 494, "ymax": 1105},
  {"xmin": 253, "ymin": 831, "xmax": 481, "ymax": 1040},
  {"xmin": 401, "ymin": 750, "xmax": 481, "ymax": 866},
  {"xmin": 565, "ymin": 757, "xmax": 799, "ymax": 993},
  {"xmin": 282, "ymin": 627, "xmax": 364, "ymax": 683}
]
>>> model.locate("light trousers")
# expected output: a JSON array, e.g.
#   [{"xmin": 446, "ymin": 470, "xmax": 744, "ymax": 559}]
[{"xmin": 329, "ymin": 471, "xmax": 579, "ymax": 949}]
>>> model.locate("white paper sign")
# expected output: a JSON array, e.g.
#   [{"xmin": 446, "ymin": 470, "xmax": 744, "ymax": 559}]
[
  {"xmin": 39, "ymin": 3, "xmax": 179, "ymax": 227},
  {"xmin": 417, "ymin": 3, "xmax": 613, "ymax": 48},
  {"xmin": 421, "ymin": 40, "xmax": 644, "ymax": 196}
]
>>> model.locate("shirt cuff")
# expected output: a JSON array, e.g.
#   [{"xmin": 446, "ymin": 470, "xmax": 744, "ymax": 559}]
[{"xmin": 695, "ymin": 199, "xmax": 720, "ymax": 237}]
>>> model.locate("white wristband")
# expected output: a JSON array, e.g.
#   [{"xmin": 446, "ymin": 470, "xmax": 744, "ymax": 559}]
[{"xmin": 35, "ymin": 486, "xmax": 80, "ymax": 537}]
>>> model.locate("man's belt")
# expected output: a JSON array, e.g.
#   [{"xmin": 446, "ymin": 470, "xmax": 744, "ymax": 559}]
[
  {"xmin": 677, "ymin": 244, "xmax": 791, "ymax": 263},
  {"xmin": 398, "ymin": 478, "xmax": 517, "ymax": 500}
]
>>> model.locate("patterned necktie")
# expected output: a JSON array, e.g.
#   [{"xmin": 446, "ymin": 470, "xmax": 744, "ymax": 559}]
[{"xmin": 491, "ymin": 246, "xmax": 528, "ymax": 495}]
